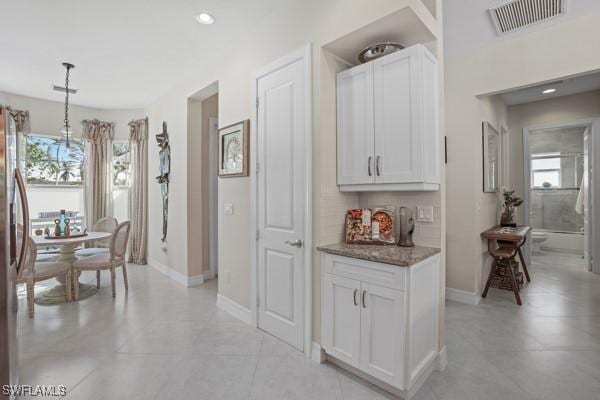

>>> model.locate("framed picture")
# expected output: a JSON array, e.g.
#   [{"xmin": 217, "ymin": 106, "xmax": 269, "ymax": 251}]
[
  {"xmin": 482, "ymin": 121, "xmax": 499, "ymax": 193},
  {"xmin": 218, "ymin": 119, "xmax": 249, "ymax": 177}
]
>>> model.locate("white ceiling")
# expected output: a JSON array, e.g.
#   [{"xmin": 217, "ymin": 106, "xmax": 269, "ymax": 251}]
[
  {"xmin": 0, "ymin": 0, "xmax": 285, "ymax": 109},
  {"xmin": 499, "ymin": 71, "xmax": 600, "ymax": 105},
  {"xmin": 443, "ymin": 0, "xmax": 600, "ymax": 59}
]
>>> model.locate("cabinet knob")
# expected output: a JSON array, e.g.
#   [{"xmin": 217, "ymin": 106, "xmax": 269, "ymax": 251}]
[
  {"xmin": 368, "ymin": 156, "xmax": 373, "ymax": 177},
  {"xmin": 353, "ymin": 289, "xmax": 358, "ymax": 306},
  {"xmin": 376, "ymin": 156, "xmax": 381, "ymax": 176}
]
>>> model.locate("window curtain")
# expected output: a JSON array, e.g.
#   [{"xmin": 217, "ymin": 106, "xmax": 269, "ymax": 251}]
[
  {"xmin": 82, "ymin": 119, "xmax": 114, "ymax": 230},
  {"xmin": 128, "ymin": 118, "xmax": 148, "ymax": 264}
]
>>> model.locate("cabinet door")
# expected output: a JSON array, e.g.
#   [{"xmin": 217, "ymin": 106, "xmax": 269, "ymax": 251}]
[
  {"xmin": 360, "ymin": 282, "xmax": 405, "ymax": 388},
  {"xmin": 373, "ymin": 47, "xmax": 422, "ymax": 183},
  {"xmin": 323, "ymin": 274, "xmax": 361, "ymax": 368},
  {"xmin": 337, "ymin": 63, "xmax": 375, "ymax": 185}
]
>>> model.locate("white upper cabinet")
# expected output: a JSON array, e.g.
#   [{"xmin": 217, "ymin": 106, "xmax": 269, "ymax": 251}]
[
  {"xmin": 337, "ymin": 44, "xmax": 439, "ymax": 191},
  {"xmin": 336, "ymin": 63, "xmax": 375, "ymax": 185}
]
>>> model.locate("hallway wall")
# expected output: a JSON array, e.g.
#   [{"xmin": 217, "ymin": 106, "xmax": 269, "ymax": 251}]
[
  {"xmin": 444, "ymin": 7, "xmax": 600, "ymax": 296},
  {"xmin": 144, "ymin": 0, "xmax": 445, "ymax": 348}
]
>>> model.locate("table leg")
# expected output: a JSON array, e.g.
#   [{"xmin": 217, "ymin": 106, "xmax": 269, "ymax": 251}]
[
  {"xmin": 517, "ymin": 248, "xmax": 531, "ymax": 283},
  {"xmin": 35, "ymin": 244, "xmax": 98, "ymax": 304},
  {"xmin": 482, "ymin": 259, "xmax": 498, "ymax": 298},
  {"xmin": 507, "ymin": 260, "xmax": 523, "ymax": 306}
]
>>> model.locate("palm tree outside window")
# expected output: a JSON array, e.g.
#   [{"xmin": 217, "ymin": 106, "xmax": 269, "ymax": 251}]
[{"xmin": 25, "ymin": 134, "xmax": 84, "ymax": 186}]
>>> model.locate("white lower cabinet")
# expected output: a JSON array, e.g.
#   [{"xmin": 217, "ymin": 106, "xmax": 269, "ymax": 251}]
[
  {"xmin": 322, "ymin": 274, "xmax": 361, "ymax": 367},
  {"xmin": 360, "ymin": 282, "xmax": 405, "ymax": 387},
  {"xmin": 321, "ymin": 253, "xmax": 440, "ymax": 398}
]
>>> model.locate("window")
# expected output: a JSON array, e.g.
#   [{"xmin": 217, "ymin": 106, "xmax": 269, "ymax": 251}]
[
  {"xmin": 112, "ymin": 142, "xmax": 131, "ymax": 187},
  {"xmin": 531, "ymin": 153, "xmax": 561, "ymax": 188},
  {"xmin": 25, "ymin": 134, "xmax": 84, "ymax": 186},
  {"xmin": 112, "ymin": 142, "xmax": 131, "ymax": 223}
]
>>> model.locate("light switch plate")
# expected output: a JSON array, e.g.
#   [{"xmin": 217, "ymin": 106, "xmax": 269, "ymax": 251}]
[
  {"xmin": 224, "ymin": 203, "xmax": 234, "ymax": 215},
  {"xmin": 416, "ymin": 206, "xmax": 434, "ymax": 223}
]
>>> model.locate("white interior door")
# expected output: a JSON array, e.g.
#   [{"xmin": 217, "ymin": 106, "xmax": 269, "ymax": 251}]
[{"xmin": 256, "ymin": 54, "xmax": 307, "ymax": 351}]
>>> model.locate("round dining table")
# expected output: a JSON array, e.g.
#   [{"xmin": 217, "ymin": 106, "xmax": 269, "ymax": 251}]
[{"xmin": 32, "ymin": 231, "xmax": 112, "ymax": 304}]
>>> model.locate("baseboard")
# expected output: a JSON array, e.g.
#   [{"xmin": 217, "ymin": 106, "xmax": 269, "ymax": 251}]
[
  {"xmin": 327, "ymin": 348, "xmax": 443, "ymax": 399},
  {"xmin": 148, "ymin": 257, "xmax": 204, "ymax": 287},
  {"xmin": 216, "ymin": 294, "xmax": 252, "ymax": 325},
  {"xmin": 311, "ymin": 342, "xmax": 325, "ymax": 363},
  {"xmin": 435, "ymin": 346, "xmax": 447, "ymax": 371},
  {"xmin": 445, "ymin": 287, "xmax": 481, "ymax": 305},
  {"xmin": 204, "ymin": 270, "xmax": 217, "ymax": 281},
  {"xmin": 187, "ymin": 274, "xmax": 205, "ymax": 286}
]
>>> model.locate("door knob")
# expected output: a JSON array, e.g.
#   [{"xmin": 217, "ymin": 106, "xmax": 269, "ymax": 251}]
[{"xmin": 285, "ymin": 239, "xmax": 303, "ymax": 248}]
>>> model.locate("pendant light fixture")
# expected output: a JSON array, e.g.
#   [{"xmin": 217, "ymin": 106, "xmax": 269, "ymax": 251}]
[{"xmin": 53, "ymin": 62, "xmax": 77, "ymax": 148}]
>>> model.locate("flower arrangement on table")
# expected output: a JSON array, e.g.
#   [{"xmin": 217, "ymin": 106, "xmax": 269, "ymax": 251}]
[{"xmin": 500, "ymin": 190, "xmax": 523, "ymax": 227}]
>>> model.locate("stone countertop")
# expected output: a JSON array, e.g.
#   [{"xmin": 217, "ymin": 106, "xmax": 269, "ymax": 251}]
[{"xmin": 316, "ymin": 242, "xmax": 440, "ymax": 267}]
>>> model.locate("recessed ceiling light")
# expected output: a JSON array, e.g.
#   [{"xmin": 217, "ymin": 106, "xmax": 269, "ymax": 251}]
[
  {"xmin": 542, "ymin": 88, "xmax": 556, "ymax": 94},
  {"xmin": 195, "ymin": 12, "xmax": 215, "ymax": 25}
]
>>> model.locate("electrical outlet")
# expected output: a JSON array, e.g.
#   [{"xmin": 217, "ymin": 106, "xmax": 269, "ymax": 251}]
[
  {"xmin": 224, "ymin": 203, "xmax": 234, "ymax": 215},
  {"xmin": 416, "ymin": 206, "xmax": 434, "ymax": 223}
]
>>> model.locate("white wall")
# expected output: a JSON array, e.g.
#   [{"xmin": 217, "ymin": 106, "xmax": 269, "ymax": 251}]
[
  {"xmin": 444, "ymin": 6, "xmax": 600, "ymax": 294},
  {"xmin": 142, "ymin": 0, "xmax": 444, "ymax": 345},
  {"xmin": 0, "ymin": 91, "xmax": 143, "ymax": 140}
]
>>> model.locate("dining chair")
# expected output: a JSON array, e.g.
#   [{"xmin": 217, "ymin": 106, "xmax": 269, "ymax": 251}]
[
  {"xmin": 73, "ymin": 221, "xmax": 131, "ymax": 299},
  {"xmin": 75, "ymin": 216, "xmax": 118, "ymax": 288},
  {"xmin": 16, "ymin": 236, "xmax": 72, "ymax": 318},
  {"xmin": 75, "ymin": 216, "xmax": 118, "ymax": 257}
]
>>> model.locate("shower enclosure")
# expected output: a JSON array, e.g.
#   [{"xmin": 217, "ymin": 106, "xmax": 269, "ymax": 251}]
[{"xmin": 524, "ymin": 123, "xmax": 591, "ymax": 261}]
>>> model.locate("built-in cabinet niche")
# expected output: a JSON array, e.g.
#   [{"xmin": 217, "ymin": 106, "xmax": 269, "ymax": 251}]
[{"xmin": 336, "ymin": 44, "xmax": 440, "ymax": 192}]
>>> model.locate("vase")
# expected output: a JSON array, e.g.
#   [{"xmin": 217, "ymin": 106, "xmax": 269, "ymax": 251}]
[{"xmin": 397, "ymin": 207, "xmax": 415, "ymax": 247}]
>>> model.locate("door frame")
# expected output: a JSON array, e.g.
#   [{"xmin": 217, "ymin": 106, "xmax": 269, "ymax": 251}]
[
  {"xmin": 208, "ymin": 116, "xmax": 219, "ymax": 279},
  {"xmin": 250, "ymin": 44, "xmax": 313, "ymax": 356},
  {"xmin": 522, "ymin": 118, "xmax": 600, "ymax": 272}
]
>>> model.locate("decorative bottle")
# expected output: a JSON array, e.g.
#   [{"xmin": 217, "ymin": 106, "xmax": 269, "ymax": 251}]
[
  {"xmin": 59, "ymin": 209, "xmax": 67, "ymax": 235},
  {"xmin": 54, "ymin": 219, "xmax": 62, "ymax": 237},
  {"xmin": 398, "ymin": 207, "xmax": 415, "ymax": 247}
]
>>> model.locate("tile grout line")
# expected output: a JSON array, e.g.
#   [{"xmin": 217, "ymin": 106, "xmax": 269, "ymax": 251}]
[{"xmin": 246, "ymin": 333, "xmax": 265, "ymax": 400}]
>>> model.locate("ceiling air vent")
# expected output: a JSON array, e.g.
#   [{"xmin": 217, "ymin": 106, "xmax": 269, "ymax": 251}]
[{"xmin": 489, "ymin": 0, "xmax": 567, "ymax": 35}]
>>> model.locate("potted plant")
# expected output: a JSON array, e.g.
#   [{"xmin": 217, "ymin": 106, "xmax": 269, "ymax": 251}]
[{"xmin": 500, "ymin": 189, "xmax": 523, "ymax": 227}]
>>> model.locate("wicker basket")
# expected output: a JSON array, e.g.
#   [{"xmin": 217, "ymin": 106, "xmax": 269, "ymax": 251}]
[{"xmin": 490, "ymin": 257, "xmax": 524, "ymax": 291}]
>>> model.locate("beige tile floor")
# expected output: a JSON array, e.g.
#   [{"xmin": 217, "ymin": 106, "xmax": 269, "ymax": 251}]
[{"xmin": 17, "ymin": 251, "xmax": 600, "ymax": 399}]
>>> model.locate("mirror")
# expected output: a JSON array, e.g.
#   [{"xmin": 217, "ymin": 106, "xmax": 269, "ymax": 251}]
[{"xmin": 482, "ymin": 121, "xmax": 499, "ymax": 193}]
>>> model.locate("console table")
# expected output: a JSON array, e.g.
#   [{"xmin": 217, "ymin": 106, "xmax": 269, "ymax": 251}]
[{"xmin": 481, "ymin": 226, "xmax": 531, "ymax": 305}]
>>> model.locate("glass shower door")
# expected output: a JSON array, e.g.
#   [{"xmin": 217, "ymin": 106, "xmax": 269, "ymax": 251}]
[{"xmin": 527, "ymin": 125, "xmax": 586, "ymax": 256}]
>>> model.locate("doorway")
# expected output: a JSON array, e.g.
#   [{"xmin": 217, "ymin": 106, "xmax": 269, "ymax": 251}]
[
  {"xmin": 523, "ymin": 120, "xmax": 599, "ymax": 273},
  {"xmin": 187, "ymin": 83, "xmax": 219, "ymax": 283},
  {"xmin": 251, "ymin": 45, "xmax": 312, "ymax": 353}
]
